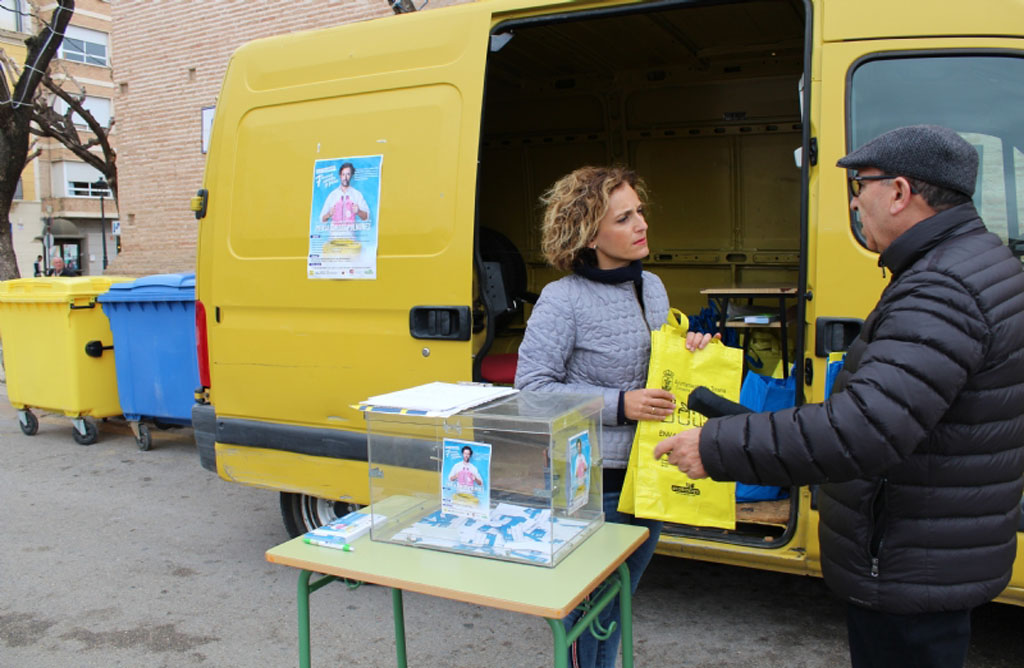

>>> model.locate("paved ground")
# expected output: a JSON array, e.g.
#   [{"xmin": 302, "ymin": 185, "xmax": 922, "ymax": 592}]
[{"xmin": 1, "ymin": 380, "xmax": 1022, "ymax": 667}]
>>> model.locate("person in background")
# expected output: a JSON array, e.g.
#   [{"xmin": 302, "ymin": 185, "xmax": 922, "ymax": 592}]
[
  {"xmin": 654, "ymin": 125, "xmax": 1024, "ymax": 668},
  {"xmin": 46, "ymin": 255, "xmax": 76, "ymax": 277},
  {"xmin": 33, "ymin": 254, "xmax": 43, "ymax": 276},
  {"xmin": 515, "ymin": 165, "xmax": 714, "ymax": 668}
]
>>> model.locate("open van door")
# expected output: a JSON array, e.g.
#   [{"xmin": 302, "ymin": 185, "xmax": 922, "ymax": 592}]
[
  {"xmin": 195, "ymin": 5, "xmax": 493, "ymax": 531},
  {"xmin": 814, "ymin": 1, "xmax": 1024, "ymax": 604}
]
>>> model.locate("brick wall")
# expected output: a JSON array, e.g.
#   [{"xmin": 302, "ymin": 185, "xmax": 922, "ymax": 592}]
[{"xmin": 109, "ymin": 0, "xmax": 470, "ymax": 276}]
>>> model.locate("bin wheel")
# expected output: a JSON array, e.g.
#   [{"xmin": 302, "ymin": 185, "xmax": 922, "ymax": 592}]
[
  {"xmin": 19, "ymin": 410, "xmax": 39, "ymax": 436},
  {"xmin": 72, "ymin": 419, "xmax": 99, "ymax": 446},
  {"xmin": 136, "ymin": 423, "xmax": 152, "ymax": 451}
]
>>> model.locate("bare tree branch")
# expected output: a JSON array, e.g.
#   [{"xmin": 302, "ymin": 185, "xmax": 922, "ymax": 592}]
[
  {"xmin": 31, "ymin": 73, "xmax": 117, "ymax": 199},
  {"xmin": 5, "ymin": 0, "xmax": 72, "ymax": 122},
  {"xmin": 0, "ymin": 32, "xmax": 118, "ymax": 201}
]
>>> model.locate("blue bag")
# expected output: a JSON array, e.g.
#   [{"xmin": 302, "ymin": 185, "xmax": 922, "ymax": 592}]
[
  {"xmin": 824, "ymin": 353, "xmax": 846, "ymax": 399},
  {"xmin": 734, "ymin": 368, "xmax": 796, "ymax": 502},
  {"xmin": 739, "ymin": 367, "xmax": 797, "ymax": 413}
]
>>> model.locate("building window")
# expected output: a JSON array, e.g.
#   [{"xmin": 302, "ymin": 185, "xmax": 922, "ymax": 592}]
[
  {"xmin": 54, "ymin": 95, "xmax": 112, "ymax": 128},
  {"xmin": 68, "ymin": 180, "xmax": 111, "ymax": 197},
  {"xmin": 60, "ymin": 26, "xmax": 108, "ymax": 67},
  {"xmin": 54, "ymin": 161, "xmax": 110, "ymax": 198},
  {"xmin": 0, "ymin": 1, "xmax": 29, "ymax": 33}
]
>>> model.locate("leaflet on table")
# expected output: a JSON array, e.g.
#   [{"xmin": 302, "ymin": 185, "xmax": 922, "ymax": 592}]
[
  {"xmin": 357, "ymin": 381, "xmax": 519, "ymax": 418},
  {"xmin": 390, "ymin": 503, "xmax": 589, "ymax": 565},
  {"xmin": 302, "ymin": 509, "xmax": 381, "ymax": 550},
  {"xmin": 726, "ymin": 301, "xmax": 781, "ymax": 323},
  {"xmin": 441, "ymin": 438, "xmax": 492, "ymax": 521}
]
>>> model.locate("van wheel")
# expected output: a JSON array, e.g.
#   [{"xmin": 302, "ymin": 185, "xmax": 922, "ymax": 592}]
[{"xmin": 279, "ymin": 492, "xmax": 362, "ymax": 538}]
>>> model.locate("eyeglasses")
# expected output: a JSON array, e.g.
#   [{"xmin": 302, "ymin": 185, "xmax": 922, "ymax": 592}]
[
  {"xmin": 848, "ymin": 174, "xmax": 897, "ymax": 198},
  {"xmin": 848, "ymin": 174, "xmax": 919, "ymax": 198}
]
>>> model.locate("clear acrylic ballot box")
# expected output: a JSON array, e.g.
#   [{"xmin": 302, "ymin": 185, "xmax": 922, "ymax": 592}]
[{"xmin": 364, "ymin": 391, "xmax": 604, "ymax": 567}]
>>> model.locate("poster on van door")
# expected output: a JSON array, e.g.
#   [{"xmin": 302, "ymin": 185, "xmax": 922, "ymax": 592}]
[{"xmin": 307, "ymin": 155, "xmax": 382, "ymax": 279}]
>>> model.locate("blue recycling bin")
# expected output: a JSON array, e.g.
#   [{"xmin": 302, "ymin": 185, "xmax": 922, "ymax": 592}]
[{"xmin": 98, "ymin": 272, "xmax": 199, "ymax": 450}]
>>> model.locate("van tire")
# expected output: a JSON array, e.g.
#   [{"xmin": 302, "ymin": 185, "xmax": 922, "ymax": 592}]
[{"xmin": 279, "ymin": 492, "xmax": 362, "ymax": 538}]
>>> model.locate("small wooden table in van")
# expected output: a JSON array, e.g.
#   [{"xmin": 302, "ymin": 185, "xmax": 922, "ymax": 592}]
[
  {"xmin": 700, "ymin": 286, "xmax": 799, "ymax": 378},
  {"xmin": 266, "ymin": 522, "xmax": 648, "ymax": 668}
]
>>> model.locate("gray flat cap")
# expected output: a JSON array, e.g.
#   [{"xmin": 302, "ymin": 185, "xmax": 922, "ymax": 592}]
[{"xmin": 837, "ymin": 125, "xmax": 978, "ymax": 197}]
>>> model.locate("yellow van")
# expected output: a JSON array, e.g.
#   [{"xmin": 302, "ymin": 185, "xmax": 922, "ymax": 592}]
[{"xmin": 192, "ymin": 0, "xmax": 1024, "ymax": 604}]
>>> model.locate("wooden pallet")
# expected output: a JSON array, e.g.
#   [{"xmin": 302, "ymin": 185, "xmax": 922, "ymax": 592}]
[{"xmin": 735, "ymin": 498, "xmax": 790, "ymax": 527}]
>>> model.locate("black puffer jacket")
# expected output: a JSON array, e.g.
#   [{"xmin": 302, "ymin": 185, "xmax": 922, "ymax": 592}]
[{"xmin": 700, "ymin": 203, "xmax": 1024, "ymax": 614}]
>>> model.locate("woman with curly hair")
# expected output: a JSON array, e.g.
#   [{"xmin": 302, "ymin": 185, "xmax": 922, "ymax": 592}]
[{"xmin": 516, "ymin": 165, "xmax": 712, "ymax": 668}]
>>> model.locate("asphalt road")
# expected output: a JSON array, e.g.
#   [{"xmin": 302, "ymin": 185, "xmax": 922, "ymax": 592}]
[{"xmin": 2, "ymin": 381, "xmax": 1023, "ymax": 667}]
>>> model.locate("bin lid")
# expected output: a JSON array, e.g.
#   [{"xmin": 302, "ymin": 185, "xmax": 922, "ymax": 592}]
[
  {"xmin": 0, "ymin": 276, "xmax": 133, "ymax": 302},
  {"xmin": 97, "ymin": 272, "xmax": 196, "ymax": 303}
]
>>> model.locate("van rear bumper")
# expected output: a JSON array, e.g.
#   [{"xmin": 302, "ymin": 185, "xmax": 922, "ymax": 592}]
[
  {"xmin": 190, "ymin": 403, "xmax": 368, "ymax": 473},
  {"xmin": 192, "ymin": 403, "xmax": 218, "ymax": 472}
]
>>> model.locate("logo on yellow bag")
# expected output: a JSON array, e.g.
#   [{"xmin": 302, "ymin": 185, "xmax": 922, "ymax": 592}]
[{"xmin": 671, "ymin": 482, "xmax": 701, "ymax": 496}]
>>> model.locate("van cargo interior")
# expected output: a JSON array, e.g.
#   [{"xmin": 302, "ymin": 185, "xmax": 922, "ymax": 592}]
[{"xmin": 475, "ymin": 0, "xmax": 807, "ymax": 547}]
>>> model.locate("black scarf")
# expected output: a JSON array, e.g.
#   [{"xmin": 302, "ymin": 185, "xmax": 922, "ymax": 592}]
[{"xmin": 573, "ymin": 257, "xmax": 646, "ymax": 314}]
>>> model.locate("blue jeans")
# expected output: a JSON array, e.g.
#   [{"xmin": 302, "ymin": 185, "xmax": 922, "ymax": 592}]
[{"xmin": 563, "ymin": 490, "xmax": 662, "ymax": 668}]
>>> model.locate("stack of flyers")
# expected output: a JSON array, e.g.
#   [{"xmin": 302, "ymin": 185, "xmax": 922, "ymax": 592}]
[{"xmin": 302, "ymin": 510, "xmax": 380, "ymax": 551}]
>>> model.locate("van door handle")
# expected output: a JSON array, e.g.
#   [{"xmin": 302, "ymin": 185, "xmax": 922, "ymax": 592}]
[
  {"xmin": 814, "ymin": 317, "xmax": 863, "ymax": 357},
  {"xmin": 409, "ymin": 306, "xmax": 472, "ymax": 341}
]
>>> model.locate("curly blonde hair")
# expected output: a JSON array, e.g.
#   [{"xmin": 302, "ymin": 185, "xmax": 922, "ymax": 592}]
[{"xmin": 539, "ymin": 166, "xmax": 647, "ymax": 271}]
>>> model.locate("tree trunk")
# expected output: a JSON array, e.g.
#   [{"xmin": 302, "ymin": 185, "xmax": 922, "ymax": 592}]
[{"xmin": 0, "ymin": 0, "xmax": 75, "ymax": 280}]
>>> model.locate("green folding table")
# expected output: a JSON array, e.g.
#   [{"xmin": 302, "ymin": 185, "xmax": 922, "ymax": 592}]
[{"xmin": 266, "ymin": 521, "xmax": 648, "ymax": 667}]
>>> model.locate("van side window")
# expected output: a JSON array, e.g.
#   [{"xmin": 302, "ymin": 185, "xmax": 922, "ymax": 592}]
[{"xmin": 848, "ymin": 55, "xmax": 1024, "ymax": 259}]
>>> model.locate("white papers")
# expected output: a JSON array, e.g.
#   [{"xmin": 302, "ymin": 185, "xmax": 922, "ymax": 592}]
[
  {"xmin": 359, "ymin": 381, "xmax": 518, "ymax": 417},
  {"xmin": 389, "ymin": 504, "xmax": 589, "ymax": 565}
]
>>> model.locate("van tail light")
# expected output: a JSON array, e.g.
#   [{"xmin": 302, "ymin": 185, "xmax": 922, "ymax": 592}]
[{"xmin": 196, "ymin": 299, "xmax": 211, "ymax": 388}]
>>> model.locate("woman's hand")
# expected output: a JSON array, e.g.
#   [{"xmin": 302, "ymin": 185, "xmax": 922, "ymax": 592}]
[
  {"xmin": 624, "ymin": 388, "xmax": 676, "ymax": 421},
  {"xmin": 685, "ymin": 331, "xmax": 721, "ymax": 351}
]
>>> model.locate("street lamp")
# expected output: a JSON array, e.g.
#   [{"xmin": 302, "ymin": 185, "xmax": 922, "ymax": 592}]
[{"xmin": 93, "ymin": 179, "xmax": 109, "ymax": 271}]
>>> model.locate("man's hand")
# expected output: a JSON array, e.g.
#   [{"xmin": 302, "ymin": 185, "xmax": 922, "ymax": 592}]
[{"xmin": 652, "ymin": 427, "xmax": 707, "ymax": 479}]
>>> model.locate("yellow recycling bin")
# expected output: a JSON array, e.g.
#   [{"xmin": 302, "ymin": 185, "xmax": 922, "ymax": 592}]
[{"xmin": 0, "ymin": 276, "xmax": 132, "ymax": 444}]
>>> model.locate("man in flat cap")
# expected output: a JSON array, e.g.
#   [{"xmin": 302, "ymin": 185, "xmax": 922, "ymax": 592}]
[{"xmin": 657, "ymin": 125, "xmax": 1024, "ymax": 667}]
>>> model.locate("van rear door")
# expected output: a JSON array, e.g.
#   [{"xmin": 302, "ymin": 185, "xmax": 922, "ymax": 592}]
[{"xmin": 197, "ymin": 6, "xmax": 491, "ymax": 470}]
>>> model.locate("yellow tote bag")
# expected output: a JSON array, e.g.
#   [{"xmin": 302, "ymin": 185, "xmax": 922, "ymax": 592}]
[
  {"xmin": 618, "ymin": 427, "xmax": 642, "ymax": 514},
  {"xmin": 627, "ymin": 309, "xmax": 743, "ymax": 529}
]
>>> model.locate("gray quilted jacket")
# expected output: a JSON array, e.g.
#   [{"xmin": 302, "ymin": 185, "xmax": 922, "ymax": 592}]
[{"xmin": 515, "ymin": 271, "xmax": 669, "ymax": 468}]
